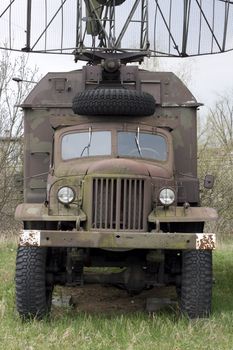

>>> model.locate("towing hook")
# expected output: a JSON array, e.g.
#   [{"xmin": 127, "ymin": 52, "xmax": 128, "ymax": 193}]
[
  {"xmin": 155, "ymin": 219, "xmax": 160, "ymax": 232},
  {"xmin": 183, "ymin": 202, "xmax": 190, "ymax": 210}
]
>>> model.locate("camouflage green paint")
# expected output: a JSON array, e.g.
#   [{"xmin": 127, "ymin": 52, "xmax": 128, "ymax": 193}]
[
  {"xmin": 15, "ymin": 65, "xmax": 218, "ymax": 251},
  {"xmin": 148, "ymin": 206, "xmax": 218, "ymax": 223},
  {"xmin": 15, "ymin": 203, "xmax": 86, "ymax": 222},
  {"xmin": 19, "ymin": 229, "xmax": 216, "ymax": 250}
]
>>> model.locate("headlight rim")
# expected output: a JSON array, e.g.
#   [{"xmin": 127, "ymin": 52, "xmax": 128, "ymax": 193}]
[
  {"xmin": 159, "ymin": 187, "xmax": 176, "ymax": 206},
  {"xmin": 57, "ymin": 186, "xmax": 75, "ymax": 205}
]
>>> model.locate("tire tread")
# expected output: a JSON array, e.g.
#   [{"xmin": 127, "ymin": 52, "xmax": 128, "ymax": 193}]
[
  {"xmin": 180, "ymin": 250, "xmax": 212, "ymax": 318},
  {"xmin": 72, "ymin": 88, "xmax": 156, "ymax": 116},
  {"xmin": 15, "ymin": 247, "xmax": 51, "ymax": 320}
]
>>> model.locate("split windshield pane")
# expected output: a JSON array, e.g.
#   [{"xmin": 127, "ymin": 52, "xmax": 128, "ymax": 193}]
[
  {"xmin": 118, "ymin": 132, "xmax": 167, "ymax": 161},
  {"xmin": 62, "ymin": 131, "xmax": 111, "ymax": 160}
]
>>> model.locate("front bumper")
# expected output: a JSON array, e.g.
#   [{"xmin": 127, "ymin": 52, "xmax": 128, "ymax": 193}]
[{"xmin": 19, "ymin": 230, "xmax": 216, "ymax": 250}]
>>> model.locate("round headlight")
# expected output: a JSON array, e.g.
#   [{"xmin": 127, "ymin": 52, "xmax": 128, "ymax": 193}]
[
  {"xmin": 57, "ymin": 187, "xmax": 75, "ymax": 204},
  {"xmin": 159, "ymin": 188, "xmax": 175, "ymax": 206}
]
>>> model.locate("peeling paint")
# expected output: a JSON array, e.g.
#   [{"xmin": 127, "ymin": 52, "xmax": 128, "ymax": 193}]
[
  {"xmin": 18, "ymin": 230, "xmax": 216, "ymax": 250},
  {"xmin": 196, "ymin": 233, "xmax": 216, "ymax": 250},
  {"xmin": 19, "ymin": 230, "xmax": 41, "ymax": 247}
]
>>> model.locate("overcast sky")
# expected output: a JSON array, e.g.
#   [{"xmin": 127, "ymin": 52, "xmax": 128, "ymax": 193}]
[{"xmin": 163, "ymin": 50, "xmax": 233, "ymax": 109}]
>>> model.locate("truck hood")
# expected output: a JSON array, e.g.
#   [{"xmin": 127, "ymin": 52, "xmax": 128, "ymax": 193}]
[{"xmin": 55, "ymin": 158, "xmax": 172, "ymax": 178}]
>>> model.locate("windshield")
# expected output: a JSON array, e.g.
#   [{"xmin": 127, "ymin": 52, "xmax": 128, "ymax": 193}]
[
  {"xmin": 118, "ymin": 132, "xmax": 167, "ymax": 161},
  {"xmin": 61, "ymin": 131, "xmax": 111, "ymax": 160}
]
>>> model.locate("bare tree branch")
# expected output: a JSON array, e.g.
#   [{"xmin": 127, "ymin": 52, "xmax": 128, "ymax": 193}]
[
  {"xmin": 0, "ymin": 50, "xmax": 38, "ymax": 229},
  {"xmin": 199, "ymin": 91, "xmax": 233, "ymax": 235}
]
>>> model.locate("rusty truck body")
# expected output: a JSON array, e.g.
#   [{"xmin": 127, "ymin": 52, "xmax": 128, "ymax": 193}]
[{"xmin": 15, "ymin": 62, "xmax": 217, "ymax": 319}]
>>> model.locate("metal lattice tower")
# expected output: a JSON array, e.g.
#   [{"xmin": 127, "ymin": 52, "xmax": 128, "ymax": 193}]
[{"xmin": 0, "ymin": 0, "xmax": 233, "ymax": 63}]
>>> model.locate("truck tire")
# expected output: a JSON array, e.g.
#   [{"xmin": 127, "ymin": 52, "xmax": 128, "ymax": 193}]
[
  {"xmin": 72, "ymin": 88, "xmax": 156, "ymax": 116},
  {"xmin": 15, "ymin": 246, "xmax": 53, "ymax": 320},
  {"xmin": 179, "ymin": 250, "xmax": 212, "ymax": 318}
]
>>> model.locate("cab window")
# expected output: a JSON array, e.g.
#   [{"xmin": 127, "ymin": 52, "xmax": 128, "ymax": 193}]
[
  {"xmin": 61, "ymin": 131, "xmax": 111, "ymax": 160},
  {"xmin": 117, "ymin": 132, "xmax": 167, "ymax": 161}
]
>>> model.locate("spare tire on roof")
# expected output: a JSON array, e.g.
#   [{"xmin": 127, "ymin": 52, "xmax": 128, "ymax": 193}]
[{"xmin": 72, "ymin": 88, "xmax": 156, "ymax": 116}]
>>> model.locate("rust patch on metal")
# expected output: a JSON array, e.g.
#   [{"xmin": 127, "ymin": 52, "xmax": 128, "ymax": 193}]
[
  {"xmin": 19, "ymin": 230, "xmax": 41, "ymax": 247},
  {"xmin": 196, "ymin": 233, "xmax": 216, "ymax": 250}
]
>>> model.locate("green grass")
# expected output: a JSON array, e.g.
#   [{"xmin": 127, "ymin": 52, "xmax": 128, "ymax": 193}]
[{"xmin": 1, "ymin": 238, "xmax": 233, "ymax": 350}]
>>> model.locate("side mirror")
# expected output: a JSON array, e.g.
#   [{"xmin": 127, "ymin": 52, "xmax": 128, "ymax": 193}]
[{"xmin": 204, "ymin": 174, "xmax": 215, "ymax": 189}]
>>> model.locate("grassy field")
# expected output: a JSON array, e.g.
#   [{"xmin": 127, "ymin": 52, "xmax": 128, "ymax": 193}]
[{"xmin": 1, "ymin": 235, "xmax": 233, "ymax": 350}]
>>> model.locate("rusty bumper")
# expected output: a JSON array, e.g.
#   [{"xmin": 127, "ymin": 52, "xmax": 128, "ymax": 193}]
[{"xmin": 19, "ymin": 230, "xmax": 216, "ymax": 250}]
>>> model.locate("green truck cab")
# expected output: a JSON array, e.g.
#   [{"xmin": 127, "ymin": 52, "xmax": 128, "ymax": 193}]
[{"xmin": 15, "ymin": 64, "xmax": 217, "ymax": 319}]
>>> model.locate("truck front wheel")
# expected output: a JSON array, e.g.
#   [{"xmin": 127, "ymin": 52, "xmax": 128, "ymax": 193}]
[
  {"xmin": 15, "ymin": 247, "xmax": 53, "ymax": 320},
  {"xmin": 179, "ymin": 250, "xmax": 212, "ymax": 318}
]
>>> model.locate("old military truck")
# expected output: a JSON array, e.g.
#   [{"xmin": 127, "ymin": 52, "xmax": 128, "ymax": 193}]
[{"xmin": 15, "ymin": 61, "xmax": 217, "ymax": 319}]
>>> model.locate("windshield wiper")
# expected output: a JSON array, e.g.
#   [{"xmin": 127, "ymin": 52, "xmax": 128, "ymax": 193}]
[
  {"xmin": 134, "ymin": 127, "xmax": 142, "ymax": 157},
  {"xmin": 80, "ymin": 127, "xmax": 92, "ymax": 157}
]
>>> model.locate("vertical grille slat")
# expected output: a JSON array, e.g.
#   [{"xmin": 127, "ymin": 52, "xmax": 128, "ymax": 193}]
[
  {"xmin": 94, "ymin": 179, "xmax": 98, "ymax": 229},
  {"xmin": 92, "ymin": 178, "xmax": 145, "ymax": 231},
  {"xmin": 138, "ymin": 180, "xmax": 144, "ymax": 229},
  {"xmin": 104, "ymin": 179, "xmax": 109, "ymax": 229},
  {"xmin": 110, "ymin": 179, "xmax": 114, "ymax": 229},
  {"xmin": 133, "ymin": 180, "xmax": 137, "ymax": 229},
  {"xmin": 99, "ymin": 179, "xmax": 103, "ymax": 228},
  {"xmin": 123, "ymin": 179, "xmax": 127, "ymax": 230},
  {"xmin": 116, "ymin": 180, "xmax": 121, "ymax": 230},
  {"xmin": 128, "ymin": 179, "xmax": 132, "ymax": 229}
]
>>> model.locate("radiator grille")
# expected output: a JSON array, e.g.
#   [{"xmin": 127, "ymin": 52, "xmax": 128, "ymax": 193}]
[{"xmin": 92, "ymin": 178, "xmax": 145, "ymax": 231}]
